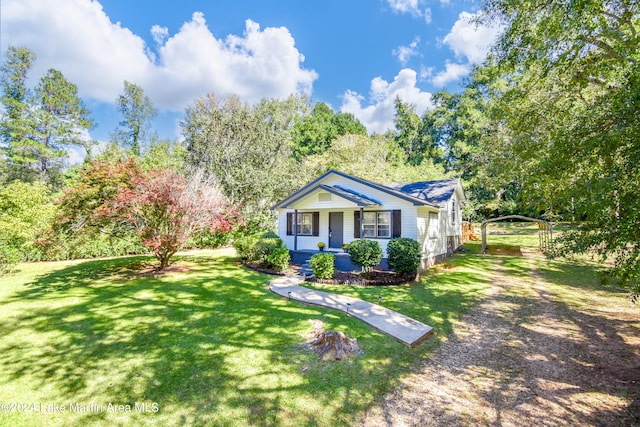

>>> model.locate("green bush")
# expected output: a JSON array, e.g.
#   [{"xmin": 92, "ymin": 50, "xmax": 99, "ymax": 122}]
[
  {"xmin": 233, "ymin": 234, "xmax": 261, "ymax": 262},
  {"xmin": 188, "ymin": 229, "xmax": 232, "ymax": 249},
  {"xmin": 0, "ymin": 181, "xmax": 57, "ymax": 269},
  {"xmin": 233, "ymin": 232, "xmax": 287, "ymax": 268},
  {"xmin": 267, "ymin": 247, "xmax": 290, "ymax": 272},
  {"xmin": 348, "ymin": 239, "xmax": 382, "ymax": 274},
  {"xmin": 387, "ymin": 237, "xmax": 421, "ymax": 277},
  {"xmin": 260, "ymin": 231, "xmax": 280, "ymax": 239},
  {"xmin": 0, "ymin": 241, "xmax": 21, "ymax": 275},
  {"xmin": 254, "ymin": 237, "xmax": 284, "ymax": 264},
  {"xmin": 310, "ymin": 253, "xmax": 335, "ymax": 279}
]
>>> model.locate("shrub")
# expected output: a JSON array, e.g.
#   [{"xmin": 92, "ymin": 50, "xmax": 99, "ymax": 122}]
[
  {"xmin": 233, "ymin": 234, "xmax": 261, "ymax": 262},
  {"xmin": 348, "ymin": 239, "xmax": 382, "ymax": 274},
  {"xmin": 0, "ymin": 243, "xmax": 21, "ymax": 275},
  {"xmin": 188, "ymin": 229, "xmax": 232, "ymax": 249},
  {"xmin": 387, "ymin": 237, "xmax": 421, "ymax": 277},
  {"xmin": 310, "ymin": 253, "xmax": 335, "ymax": 279},
  {"xmin": 260, "ymin": 231, "xmax": 280, "ymax": 239},
  {"xmin": 267, "ymin": 247, "xmax": 290, "ymax": 272},
  {"xmin": 233, "ymin": 232, "xmax": 286, "ymax": 268},
  {"xmin": 254, "ymin": 236, "xmax": 284, "ymax": 264}
]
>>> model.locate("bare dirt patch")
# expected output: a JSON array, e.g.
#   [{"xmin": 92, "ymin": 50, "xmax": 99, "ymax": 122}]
[
  {"xmin": 360, "ymin": 249, "xmax": 640, "ymax": 426},
  {"xmin": 136, "ymin": 264, "xmax": 191, "ymax": 277}
]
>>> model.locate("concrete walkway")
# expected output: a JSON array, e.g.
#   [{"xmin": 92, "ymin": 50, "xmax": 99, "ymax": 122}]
[{"xmin": 269, "ymin": 275, "xmax": 434, "ymax": 347}]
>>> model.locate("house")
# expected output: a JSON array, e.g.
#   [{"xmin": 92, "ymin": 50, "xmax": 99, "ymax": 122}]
[{"xmin": 271, "ymin": 170, "xmax": 466, "ymax": 273}]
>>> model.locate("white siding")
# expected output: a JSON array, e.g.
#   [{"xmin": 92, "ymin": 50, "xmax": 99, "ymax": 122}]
[
  {"xmin": 416, "ymin": 206, "xmax": 447, "ymax": 260},
  {"xmin": 275, "ymin": 173, "xmax": 465, "ymax": 263},
  {"xmin": 276, "ymin": 173, "xmax": 422, "ymax": 255}
]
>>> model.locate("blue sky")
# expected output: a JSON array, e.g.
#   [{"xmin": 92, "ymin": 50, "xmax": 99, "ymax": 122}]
[{"xmin": 1, "ymin": 0, "xmax": 500, "ymax": 157}]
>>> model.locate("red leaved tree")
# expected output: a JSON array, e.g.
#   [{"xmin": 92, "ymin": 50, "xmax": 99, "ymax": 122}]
[{"xmin": 109, "ymin": 168, "xmax": 239, "ymax": 269}]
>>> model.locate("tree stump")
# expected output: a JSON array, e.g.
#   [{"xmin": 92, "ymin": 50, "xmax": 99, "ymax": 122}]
[{"xmin": 300, "ymin": 320, "xmax": 362, "ymax": 360}]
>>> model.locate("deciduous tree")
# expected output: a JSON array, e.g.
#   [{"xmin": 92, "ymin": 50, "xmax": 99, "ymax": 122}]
[
  {"xmin": 480, "ymin": 0, "xmax": 640, "ymax": 293},
  {"xmin": 106, "ymin": 168, "xmax": 239, "ymax": 269},
  {"xmin": 182, "ymin": 93, "xmax": 303, "ymax": 225}
]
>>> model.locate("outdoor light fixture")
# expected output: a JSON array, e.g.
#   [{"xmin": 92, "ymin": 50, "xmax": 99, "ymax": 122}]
[
  {"xmin": 288, "ymin": 291, "xmax": 292, "ymax": 299},
  {"xmin": 346, "ymin": 303, "xmax": 351, "ymax": 315}
]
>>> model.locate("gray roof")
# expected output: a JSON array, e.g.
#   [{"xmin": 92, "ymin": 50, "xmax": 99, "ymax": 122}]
[
  {"xmin": 329, "ymin": 185, "xmax": 381, "ymax": 206},
  {"xmin": 392, "ymin": 179, "xmax": 461, "ymax": 206}
]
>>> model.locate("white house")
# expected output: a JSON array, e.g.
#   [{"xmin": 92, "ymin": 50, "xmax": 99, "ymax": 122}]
[{"xmin": 271, "ymin": 170, "xmax": 466, "ymax": 272}]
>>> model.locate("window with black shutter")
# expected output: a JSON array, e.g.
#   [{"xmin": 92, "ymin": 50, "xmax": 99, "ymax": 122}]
[
  {"xmin": 286, "ymin": 212, "xmax": 319, "ymax": 236},
  {"xmin": 354, "ymin": 210, "xmax": 400, "ymax": 239}
]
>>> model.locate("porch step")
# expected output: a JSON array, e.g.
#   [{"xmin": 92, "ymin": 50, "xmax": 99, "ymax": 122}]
[{"xmin": 299, "ymin": 260, "xmax": 315, "ymax": 279}]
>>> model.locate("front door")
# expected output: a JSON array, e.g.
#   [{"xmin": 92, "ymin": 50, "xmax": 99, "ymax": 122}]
[{"xmin": 328, "ymin": 212, "xmax": 343, "ymax": 249}]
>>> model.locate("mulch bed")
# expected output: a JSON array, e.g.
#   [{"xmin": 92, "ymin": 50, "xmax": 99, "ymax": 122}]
[
  {"xmin": 308, "ymin": 269, "xmax": 413, "ymax": 286},
  {"xmin": 243, "ymin": 262, "xmax": 413, "ymax": 286}
]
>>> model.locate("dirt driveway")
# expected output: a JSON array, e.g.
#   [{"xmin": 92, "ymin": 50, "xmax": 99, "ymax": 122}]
[{"xmin": 361, "ymin": 250, "xmax": 640, "ymax": 426}]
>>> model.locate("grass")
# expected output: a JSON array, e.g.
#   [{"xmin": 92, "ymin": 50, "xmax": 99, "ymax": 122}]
[
  {"xmin": 0, "ymin": 246, "xmax": 494, "ymax": 427},
  {"xmin": 2, "ymin": 223, "xmax": 632, "ymax": 426}
]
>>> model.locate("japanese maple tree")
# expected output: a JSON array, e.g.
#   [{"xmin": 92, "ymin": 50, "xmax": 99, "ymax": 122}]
[{"xmin": 109, "ymin": 168, "xmax": 239, "ymax": 269}]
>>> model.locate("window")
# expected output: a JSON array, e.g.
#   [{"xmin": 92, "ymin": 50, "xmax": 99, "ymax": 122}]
[
  {"xmin": 297, "ymin": 212, "xmax": 313, "ymax": 235},
  {"xmin": 451, "ymin": 198, "xmax": 456, "ymax": 225},
  {"xmin": 362, "ymin": 211, "xmax": 391, "ymax": 238},
  {"xmin": 286, "ymin": 212, "xmax": 319, "ymax": 236},
  {"xmin": 354, "ymin": 210, "xmax": 400, "ymax": 239},
  {"xmin": 429, "ymin": 212, "xmax": 439, "ymax": 238}
]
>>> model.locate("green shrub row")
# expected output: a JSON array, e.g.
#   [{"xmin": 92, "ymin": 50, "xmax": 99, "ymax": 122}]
[{"xmin": 348, "ymin": 237, "xmax": 420, "ymax": 278}]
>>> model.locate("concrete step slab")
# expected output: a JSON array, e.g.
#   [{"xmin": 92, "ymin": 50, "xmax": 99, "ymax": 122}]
[{"xmin": 269, "ymin": 275, "xmax": 433, "ymax": 347}]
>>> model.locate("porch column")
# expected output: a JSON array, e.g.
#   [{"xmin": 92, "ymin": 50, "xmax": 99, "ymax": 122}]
[
  {"xmin": 293, "ymin": 209, "xmax": 298, "ymax": 251},
  {"xmin": 359, "ymin": 207, "xmax": 364, "ymax": 239}
]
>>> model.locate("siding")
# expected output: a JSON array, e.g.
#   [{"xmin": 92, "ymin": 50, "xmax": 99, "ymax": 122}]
[
  {"xmin": 276, "ymin": 173, "xmax": 463, "ymax": 258},
  {"xmin": 276, "ymin": 174, "xmax": 422, "ymax": 255}
]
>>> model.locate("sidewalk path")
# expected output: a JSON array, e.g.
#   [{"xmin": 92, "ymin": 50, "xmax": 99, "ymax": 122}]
[{"xmin": 269, "ymin": 275, "xmax": 433, "ymax": 347}]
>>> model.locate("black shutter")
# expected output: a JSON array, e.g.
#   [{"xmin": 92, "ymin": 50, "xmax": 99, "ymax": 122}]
[
  {"xmin": 354, "ymin": 211, "xmax": 360, "ymax": 238},
  {"xmin": 392, "ymin": 210, "xmax": 401, "ymax": 238},
  {"xmin": 286, "ymin": 213, "xmax": 293, "ymax": 236},
  {"xmin": 312, "ymin": 212, "xmax": 320, "ymax": 236}
]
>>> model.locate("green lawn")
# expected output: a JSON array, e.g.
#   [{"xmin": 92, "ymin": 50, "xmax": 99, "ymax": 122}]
[
  {"xmin": 0, "ymin": 246, "xmax": 494, "ymax": 427},
  {"xmin": 2, "ymin": 224, "xmax": 626, "ymax": 426}
]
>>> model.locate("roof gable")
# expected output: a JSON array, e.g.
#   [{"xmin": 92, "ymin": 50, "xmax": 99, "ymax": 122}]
[{"xmin": 271, "ymin": 170, "xmax": 455, "ymax": 210}]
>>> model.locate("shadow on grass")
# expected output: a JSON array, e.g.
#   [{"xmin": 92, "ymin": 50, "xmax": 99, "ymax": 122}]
[
  {"xmin": 469, "ymin": 255, "xmax": 640, "ymax": 426},
  {"xmin": 0, "ymin": 253, "xmax": 331, "ymax": 425},
  {"xmin": 0, "ymin": 248, "xmax": 498, "ymax": 426}
]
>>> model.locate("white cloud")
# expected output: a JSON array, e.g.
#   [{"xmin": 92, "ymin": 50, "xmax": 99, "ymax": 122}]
[
  {"xmin": 1, "ymin": 0, "xmax": 317, "ymax": 111},
  {"xmin": 431, "ymin": 62, "xmax": 471, "ymax": 87},
  {"xmin": 392, "ymin": 37, "xmax": 420, "ymax": 65},
  {"xmin": 443, "ymin": 11, "xmax": 501, "ymax": 64},
  {"xmin": 340, "ymin": 69, "xmax": 432, "ymax": 134},
  {"xmin": 151, "ymin": 25, "xmax": 169, "ymax": 46},
  {"xmin": 419, "ymin": 65, "xmax": 434, "ymax": 81},
  {"xmin": 149, "ymin": 15, "xmax": 317, "ymax": 108},
  {"xmin": 387, "ymin": 0, "xmax": 422, "ymax": 17},
  {"xmin": 427, "ymin": 11, "xmax": 501, "ymax": 87},
  {"xmin": 424, "ymin": 8, "xmax": 432, "ymax": 24}
]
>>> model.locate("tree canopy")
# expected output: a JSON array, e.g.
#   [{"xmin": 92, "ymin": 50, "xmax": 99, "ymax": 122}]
[
  {"xmin": 0, "ymin": 47, "xmax": 94, "ymax": 187},
  {"xmin": 478, "ymin": 0, "xmax": 640, "ymax": 293}
]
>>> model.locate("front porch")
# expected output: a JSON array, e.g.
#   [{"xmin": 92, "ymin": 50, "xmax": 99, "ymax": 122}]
[{"xmin": 289, "ymin": 249, "xmax": 390, "ymax": 272}]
